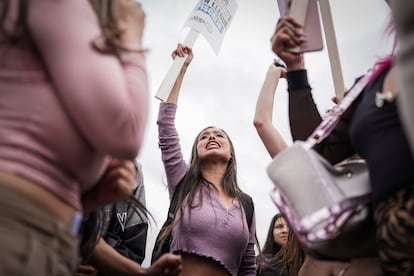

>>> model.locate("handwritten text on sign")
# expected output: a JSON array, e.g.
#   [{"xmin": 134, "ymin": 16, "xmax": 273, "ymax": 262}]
[{"xmin": 184, "ymin": 0, "xmax": 238, "ymax": 55}]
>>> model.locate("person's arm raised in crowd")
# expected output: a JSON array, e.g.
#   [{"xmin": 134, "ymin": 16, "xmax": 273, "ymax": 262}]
[
  {"xmin": 166, "ymin": 44, "xmax": 194, "ymax": 104},
  {"xmin": 254, "ymin": 63, "xmax": 288, "ymax": 158},
  {"xmin": 271, "ymin": 16, "xmax": 321, "ymax": 141},
  {"xmin": 271, "ymin": 16, "xmax": 354, "ymax": 163},
  {"xmin": 157, "ymin": 45, "xmax": 193, "ymax": 196},
  {"xmin": 271, "ymin": 17, "xmax": 305, "ymax": 72}
]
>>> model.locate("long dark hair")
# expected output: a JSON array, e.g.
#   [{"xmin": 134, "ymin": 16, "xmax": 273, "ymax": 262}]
[
  {"xmin": 257, "ymin": 214, "xmax": 285, "ymax": 273},
  {"xmin": 157, "ymin": 126, "xmax": 245, "ymax": 242},
  {"xmin": 275, "ymin": 230, "xmax": 305, "ymax": 276},
  {"xmin": 0, "ymin": 0, "xmax": 138, "ymax": 54},
  {"xmin": 262, "ymin": 214, "xmax": 284, "ymax": 255}
]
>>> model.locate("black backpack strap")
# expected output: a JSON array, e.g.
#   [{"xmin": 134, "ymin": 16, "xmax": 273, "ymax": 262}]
[
  {"xmin": 167, "ymin": 182, "xmax": 182, "ymax": 222},
  {"xmin": 239, "ymin": 192, "xmax": 254, "ymax": 231},
  {"xmin": 240, "ymin": 192, "xmax": 260, "ymax": 261},
  {"xmin": 151, "ymin": 176, "xmax": 187, "ymax": 264}
]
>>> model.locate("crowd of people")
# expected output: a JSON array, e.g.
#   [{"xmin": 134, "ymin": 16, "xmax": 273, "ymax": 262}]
[{"xmin": 0, "ymin": 0, "xmax": 413, "ymax": 275}]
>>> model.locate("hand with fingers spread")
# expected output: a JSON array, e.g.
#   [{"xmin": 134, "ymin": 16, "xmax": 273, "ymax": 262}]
[{"xmin": 270, "ymin": 16, "xmax": 305, "ymax": 71}]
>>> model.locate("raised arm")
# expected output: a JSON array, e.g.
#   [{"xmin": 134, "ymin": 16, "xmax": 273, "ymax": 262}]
[
  {"xmin": 270, "ymin": 16, "xmax": 322, "ymax": 141},
  {"xmin": 271, "ymin": 17, "xmax": 355, "ymax": 164},
  {"xmin": 166, "ymin": 44, "xmax": 194, "ymax": 104},
  {"xmin": 254, "ymin": 63, "xmax": 288, "ymax": 158},
  {"xmin": 157, "ymin": 45, "xmax": 193, "ymax": 196}
]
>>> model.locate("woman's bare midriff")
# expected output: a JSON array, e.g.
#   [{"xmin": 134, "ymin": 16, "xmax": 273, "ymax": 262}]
[
  {"xmin": 0, "ymin": 170, "xmax": 77, "ymax": 228},
  {"xmin": 180, "ymin": 252, "xmax": 231, "ymax": 276}
]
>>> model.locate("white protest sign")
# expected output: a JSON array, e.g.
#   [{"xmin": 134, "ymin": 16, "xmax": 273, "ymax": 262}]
[
  {"xmin": 155, "ymin": 29, "xmax": 199, "ymax": 102},
  {"xmin": 155, "ymin": 0, "xmax": 238, "ymax": 102},
  {"xmin": 184, "ymin": 0, "xmax": 238, "ymax": 55}
]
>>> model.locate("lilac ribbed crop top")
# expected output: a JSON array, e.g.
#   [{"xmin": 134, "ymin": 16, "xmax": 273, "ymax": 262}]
[
  {"xmin": 0, "ymin": 1, "xmax": 148, "ymax": 210},
  {"xmin": 157, "ymin": 103, "xmax": 256, "ymax": 276}
]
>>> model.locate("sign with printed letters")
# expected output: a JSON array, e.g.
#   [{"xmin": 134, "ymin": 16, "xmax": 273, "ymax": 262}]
[
  {"xmin": 155, "ymin": 0, "xmax": 238, "ymax": 102},
  {"xmin": 183, "ymin": 0, "xmax": 238, "ymax": 55}
]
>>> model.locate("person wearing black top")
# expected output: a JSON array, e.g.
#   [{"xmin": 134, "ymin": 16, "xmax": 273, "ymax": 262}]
[
  {"xmin": 271, "ymin": 7, "xmax": 414, "ymax": 274},
  {"xmin": 257, "ymin": 214, "xmax": 288, "ymax": 276}
]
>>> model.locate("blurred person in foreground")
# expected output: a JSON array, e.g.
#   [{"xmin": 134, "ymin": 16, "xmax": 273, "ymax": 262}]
[
  {"xmin": 271, "ymin": 2, "xmax": 413, "ymax": 273},
  {"xmin": 391, "ymin": 0, "xmax": 414, "ymax": 156},
  {"xmin": 0, "ymin": 1, "xmax": 181, "ymax": 275}
]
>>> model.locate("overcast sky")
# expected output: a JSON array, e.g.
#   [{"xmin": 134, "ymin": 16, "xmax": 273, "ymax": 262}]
[{"xmin": 137, "ymin": 0, "xmax": 392, "ymax": 267}]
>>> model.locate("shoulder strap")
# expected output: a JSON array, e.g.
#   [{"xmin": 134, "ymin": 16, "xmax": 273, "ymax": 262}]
[
  {"xmin": 303, "ymin": 74, "xmax": 371, "ymax": 149},
  {"xmin": 167, "ymin": 176, "xmax": 188, "ymax": 222},
  {"xmin": 150, "ymin": 176, "xmax": 187, "ymax": 264},
  {"xmin": 239, "ymin": 192, "xmax": 254, "ymax": 231}
]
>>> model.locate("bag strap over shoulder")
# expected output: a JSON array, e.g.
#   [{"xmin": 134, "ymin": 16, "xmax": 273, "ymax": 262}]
[
  {"xmin": 150, "ymin": 177, "xmax": 186, "ymax": 264},
  {"xmin": 159, "ymin": 177, "xmax": 185, "ymax": 235},
  {"xmin": 304, "ymin": 74, "xmax": 371, "ymax": 149}
]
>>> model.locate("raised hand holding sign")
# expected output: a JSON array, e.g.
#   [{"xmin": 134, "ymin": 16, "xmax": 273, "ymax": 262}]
[
  {"xmin": 155, "ymin": 0, "xmax": 238, "ymax": 101},
  {"xmin": 277, "ymin": 0, "xmax": 345, "ymax": 100}
]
